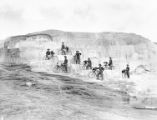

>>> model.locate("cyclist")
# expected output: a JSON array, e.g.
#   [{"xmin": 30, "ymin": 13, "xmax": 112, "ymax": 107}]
[
  {"xmin": 103, "ymin": 61, "xmax": 108, "ymax": 69},
  {"xmin": 96, "ymin": 64, "xmax": 104, "ymax": 80},
  {"xmin": 108, "ymin": 57, "xmax": 113, "ymax": 70},
  {"xmin": 61, "ymin": 42, "xmax": 66, "ymax": 55},
  {"xmin": 122, "ymin": 64, "xmax": 130, "ymax": 78},
  {"xmin": 46, "ymin": 49, "xmax": 51, "ymax": 60},
  {"xmin": 87, "ymin": 58, "xmax": 92, "ymax": 69},
  {"xmin": 51, "ymin": 50, "xmax": 55, "ymax": 57},
  {"xmin": 63, "ymin": 56, "xmax": 68, "ymax": 72},
  {"xmin": 75, "ymin": 51, "xmax": 81, "ymax": 64},
  {"xmin": 83, "ymin": 60, "xmax": 88, "ymax": 69},
  {"xmin": 126, "ymin": 64, "xmax": 130, "ymax": 78},
  {"xmin": 65, "ymin": 46, "xmax": 69, "ymax": 53}
]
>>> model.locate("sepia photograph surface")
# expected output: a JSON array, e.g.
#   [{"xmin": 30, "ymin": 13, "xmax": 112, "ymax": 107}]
[{"xmin": 0, "ymin": 0, "xmax": 157, "ymax": 120}]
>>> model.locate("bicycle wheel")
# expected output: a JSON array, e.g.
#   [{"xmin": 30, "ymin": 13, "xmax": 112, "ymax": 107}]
[
  {"xmin": 88, "ymin": 71, "xmax": 95, "ymax": 78},
  {"xmin": 80, "ymin": 64, "xmax": 86, "ymax": 70},
  {"xmin": 98, "ymin": 74, "xmax": 104, "ymax": 80},
  {"xmin": 57, "ymin": 49, "xmax": 62, "ymax": 55},
  {"xmin": 109, "ymin": 65, "xmax": 115, "ymax": 70},
  {"xmin": 66, "ymin": 50, "xmax": 72, "ymax": 55},
  {"xmin": 53, "ymin": 65, "xmax": 61, "ymax": 73},
  {"xmin": 51, "ymin": 56, "xmax": 59, "ymax": 64},
  {"xmin": 112, "ymin": 66, "xmax": 115, "ymax": 70}
]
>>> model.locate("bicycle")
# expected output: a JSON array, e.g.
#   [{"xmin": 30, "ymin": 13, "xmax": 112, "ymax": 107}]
[
  {"xmin": 57, "ymin": 48, "xmax": 72, "ymax": 55},
  {"xmin": 80, "ymin": 63, "xmax": 87, "ymax": 70},
  {"xmin": 88, "ymin": 68, "xmax": 104, "ymax": 80},
  {"xmin": 54, "ymin": 63, "xmax": 65, "ymax": 73},
  {"xmin": 104, "ymin": 65, "xmax": 115, "ymax": 70},
  {"xmin": 88, "ymin": 70, "xmax": 96, "ymax": 78},
  {"xmin": 122, "ymin": 69, "xmax": 130, "ymax": 78},
  {"xmin": 45, "ymin": 55, "xmax": 51, "ymax": 60},
  {"xmin": 88, "ymin": 68, "xmax": 98, "ymax": 78},
  {"xmin": 54, "ymin": 63, "xmax": 71, "ymax": 73}
]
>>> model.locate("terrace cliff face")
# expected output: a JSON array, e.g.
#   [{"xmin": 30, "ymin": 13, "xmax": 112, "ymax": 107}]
[{"xmin": 0, "ymin": 29, "xmax": 156, "ymax": 65}]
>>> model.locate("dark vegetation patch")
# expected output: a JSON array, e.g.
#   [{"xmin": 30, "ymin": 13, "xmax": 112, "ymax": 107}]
[
  {"xmin": 37, "ymin": 72, "xmax": 83, "ymax": 84},
  {"xmin": 1, "ymin": 64, "xmax": 120, "ymax": 105},
  {"xmin": 34, "ymin": 84, "xmax": 59, "ymax": 92},
  {"xmin": 61, "ymin": 85, "xmax": 95, "ymax": 99},
  {"xmin": 2, "ymin": 64, "xmax": 31, "ymax": 71},
  {"xmin": 0, "ymin": 101, "xmax": 28, "ymax": 116},
  {"xmin": 0, "ymin": 75, "xmax": 31, "ymax": 81}
]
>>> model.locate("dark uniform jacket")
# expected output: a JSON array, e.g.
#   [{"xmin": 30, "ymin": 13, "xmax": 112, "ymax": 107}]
[
  {"xmin": 46, "ymin": 51, "xmax": 50, "ymax": 55},
  {"xmin": 76, "ymin": 53, "xmax": 81, "ymax": 59},
  {"xmin": 64, "ymin": 59, "xmax": 68, "ymax": 65}
]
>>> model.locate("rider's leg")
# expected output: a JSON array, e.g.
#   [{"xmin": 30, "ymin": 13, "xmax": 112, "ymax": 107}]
[
  {"xmin": 64, "ymin": 50, "xmax": 66, "ymax": 55},
  {"xmin": 61, "ymin": 49, "xmax": 64, "ymax": 55},
  {"xmin": 76, "ymin": 59, "xmax": 78, "ymax": 64},
  {"xmin": 85, "ymin": 64, "xmax": 88, "ymax": 70},
  {"xmin": 109, "ymin": 65, "xmax": 112, "ymax": 70},
  {"xmin": 78, "ymin": 59, "xmax": 80, "ymax": 64},
  {"xmin": 101, "ymin": 73, "xmax": 104, "ymax": 80},
  {"xmin": 90, "ymin": 65, "xmax": 92, "ymax": 69},
  {"xmin": 64, "ymin": 64, "xmax": 68, "ymax": 73},
  {"xmin": 75, "ymin": 59, "xmax": 77, "ymax": 64},
  {"xmin": 96, "ymin": 72, "xmax": 100, "ymax": 80},
  {"xmin": 126, "ymin": 71, "xmax": 130, "ymax": 78},
  {"xmin": 47, "ymin": 55, "xmax": 49, "ymax": 60},
  {"xmin": 122, "ymin": 70, "xmax": 124, "ymax": 78},
  {"xmin": 124, "ymin": 71, "xmax": 127, "ymax": 78},
  {"xmin": 86, "ymin": 65, "xmax": 89, "ymax": 70}
]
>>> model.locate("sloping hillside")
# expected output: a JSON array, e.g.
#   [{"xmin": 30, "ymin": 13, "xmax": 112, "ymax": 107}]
[
  {"xmin": 1, "ymin": 30, "xmax": 157, "ymax": 120},
  {"xmin": 0, "ymin": 64, "xmax": 157, "ymax": 120}
]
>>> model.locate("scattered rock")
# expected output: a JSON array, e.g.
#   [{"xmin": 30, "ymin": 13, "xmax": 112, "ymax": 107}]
[
  {"xmin": 133, "ymin": 65, "xmax": 151, "ymax": 74},
  {"xmin": 25, "ymin": 81, "xmax": 35, "ymax": 87}
]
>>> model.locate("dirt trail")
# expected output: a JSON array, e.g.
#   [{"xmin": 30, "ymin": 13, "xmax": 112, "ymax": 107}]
[{"xmin": 0, "ymin": 64, "xmax": 157, "ymax": 120}]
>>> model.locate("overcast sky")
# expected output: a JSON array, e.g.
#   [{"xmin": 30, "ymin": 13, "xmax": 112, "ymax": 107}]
[{"xmin": 0, "ymin": 0, "xmax": 157, "ymax": 42}]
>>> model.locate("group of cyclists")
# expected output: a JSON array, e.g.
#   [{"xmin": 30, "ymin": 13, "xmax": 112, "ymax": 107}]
[
  {"xmin": 46, "ymin": 49, "xmax": 55, "ymax": 60},
  {"xmin": 61, "ymin": 42, "xmax": 69, "ymax": 55},
  {"xmin": 45, "ymin": 42, "xmax": 130, "ymax": 80},
  {"xmin": 122, "ymin": 64, "xmax": 130, "ymax": 79},
  {"xmin": 83, "ymin": 58, "xmax": 92, "ymax": 70},
  {"xmin": 88, "ymin": 57, "xmax": 114, "ymax": 80},
  {"xmin": 45, "ymin": 42, "xmax": 82, "ymax": 73},
  {"xmin": 56, "ymin": 56, "xmax": 68, "ymax": 73}
]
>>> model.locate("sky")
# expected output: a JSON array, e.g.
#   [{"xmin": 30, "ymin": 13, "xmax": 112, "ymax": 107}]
[{"xmin": 0, "ymin": 0, "xmax": 157, "ymax": 42}]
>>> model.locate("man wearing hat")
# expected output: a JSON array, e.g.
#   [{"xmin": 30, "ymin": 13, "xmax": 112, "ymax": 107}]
[
  {"xmin": 61, "ymin": 42, "xmax": 66, "ymax": 55},
  {"xmin": 126, "ymin": 64, "xmax": 130, "ymax": 78},
  {"xmin": 63, "ymin": 56, "xmax": 68, "ymax": 72},
  {"xmin": 75, "ymin": 51, "xmax": 81, "ymax": 64},
  {"xmin": 108, "ymin": 57, "xmax": 113, "ymax": 70},
  {"xmin": 96, "ymin": 64, "xmax": 104, "ymax": 80},
  {"xmin": 46, "ymin": 49, "xmax": 51, "ymax": 60}
]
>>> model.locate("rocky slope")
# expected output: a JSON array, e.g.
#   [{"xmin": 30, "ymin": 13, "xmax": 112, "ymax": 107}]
[
  {"xmin": 0, "ymin": 63, "xmax": 157, "ymax": 120},
  {"xmin": 1, "ymin": 30, "xmax": 157, "ymax": 120}
]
